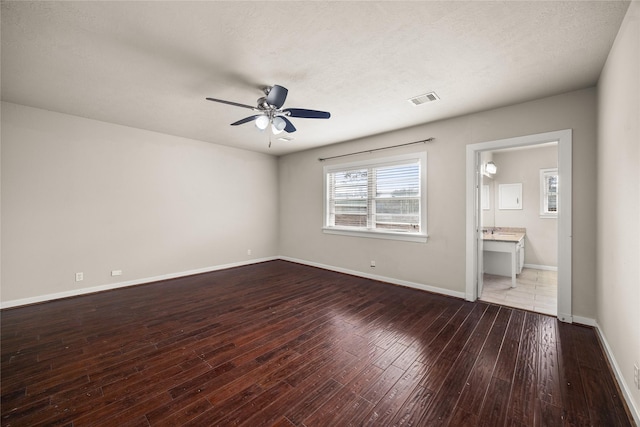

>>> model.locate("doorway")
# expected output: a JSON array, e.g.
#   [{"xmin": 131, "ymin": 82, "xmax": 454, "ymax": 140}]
[
  {"xmin": 465, "ymin": 130, "xmax": 573, "ymax": 323},
  {"xmin": 478, "ymin": 144, "xmax": 558, "ymax": 315}
]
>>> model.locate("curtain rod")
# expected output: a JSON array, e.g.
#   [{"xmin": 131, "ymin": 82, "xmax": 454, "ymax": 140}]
[{"xmin": 318, "ymin": 137, "xmax": 435, "ymax": 162}]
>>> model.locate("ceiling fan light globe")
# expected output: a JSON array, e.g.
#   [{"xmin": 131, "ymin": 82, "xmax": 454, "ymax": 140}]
[
  {"xmin": 272, "ymin": 117, "xmax": 286, "ymax": 134},
  {"xmin": 255, "ymin": 115, "xmax": 269, "ymax": 130}
]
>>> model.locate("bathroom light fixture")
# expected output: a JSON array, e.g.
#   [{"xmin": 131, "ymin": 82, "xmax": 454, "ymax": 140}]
[{"xmin": 485, "ymin": 161, "xmax": 497, "ymax": 174}]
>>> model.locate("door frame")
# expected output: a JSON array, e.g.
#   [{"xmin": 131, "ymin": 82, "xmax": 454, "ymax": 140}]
[{"xmin": 465, "ymin": 129, "xmax": 573, "ymax": 323}]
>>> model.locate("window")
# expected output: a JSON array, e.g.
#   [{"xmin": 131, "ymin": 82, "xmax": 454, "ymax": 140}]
[
  {"xmin": 540, "ymin": 168, "xmax": 558, "ymax": 217},
  {"xmin": 323, "ymin": 153, "xmax": 427, "ymax": 242}
]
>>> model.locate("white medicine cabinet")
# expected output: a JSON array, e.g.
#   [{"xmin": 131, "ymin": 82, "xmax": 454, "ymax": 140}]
[{"xmin": 499, "ymin": 183, "xmax": 522, "ymax": 210}]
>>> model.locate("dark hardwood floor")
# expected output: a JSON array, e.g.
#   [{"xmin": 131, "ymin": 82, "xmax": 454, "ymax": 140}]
[{"xmin": 1, "ymin": 260, "xmax": 633, "ymax": 426}]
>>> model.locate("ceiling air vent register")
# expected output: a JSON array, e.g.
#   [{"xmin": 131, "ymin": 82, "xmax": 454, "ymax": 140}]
[{"xmin": 408, "ymin": 92, "xmax": 440, "ymax": 106}]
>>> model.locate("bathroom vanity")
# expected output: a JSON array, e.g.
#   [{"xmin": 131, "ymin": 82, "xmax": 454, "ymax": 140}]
[{"xmin": 482, "ymin": 227, "xmax": 526, "ymax": 287}]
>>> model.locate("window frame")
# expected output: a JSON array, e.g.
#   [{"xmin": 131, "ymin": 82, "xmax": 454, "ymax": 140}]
[
  {"xmin": 540, "ymin": 167, "xmax": 558, "ymax": 218},
  {"xmin": 322, "ymin": 152, "xmax": 427, "ymax": 243}
]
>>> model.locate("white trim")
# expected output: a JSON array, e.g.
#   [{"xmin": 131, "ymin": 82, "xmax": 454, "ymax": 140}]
[
  {"xmin": 482, "ymin": 185, "xmax": 490, "ymax": 210},
  {"xmin": 465, "ymin": 148, "xmax": 480, "ymax": 302},
  {"xmin": 279, "ymin": 256, "xmax": 466, "ymax": 300},
  {"xmin": 2, "ymin": 254, "xmax": 464, "ymax": 309},
  {"xmin": 1, "ymin": 255, "xmax": 463, "ymax": 309},
  {"xmin": 466, "ymin": 129, "xmax": 572, "ymax": 323},
  {"xmin": 572, "ymin": 315, "xmax": 596, "ymax": 326},
  {"xmin": 594, "ymin": 322, "xmax": 640, "ymax": 425},
  {"xmin": 523, "ymin": 263, "xmax": 558, "ymax": 271},
  {"xmin": 322, "ymin": 227, "xmax": 428, "ymax": 243},
  {"xmin": 557, "ymin": 130, "xmax": 573, "ymax": 323},
  {"xmin": 0, "ymin": 257, "xmax": 278, "ymax": 309}
]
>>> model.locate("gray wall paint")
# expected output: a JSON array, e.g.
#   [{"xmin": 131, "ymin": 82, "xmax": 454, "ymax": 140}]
[
  {"xmin": 1, "ymin": 102, "xmax": 279, "ymax": 302},
  {"xmin": 597, "ymin": 0, "xmax": 640, "ymax": 416},
  {"xmin": 1, "ymin": 89, "xmax": 599, "ymax": 321},
  {"xmin": 279, "ymin": 88, "xmax": 597, "ymax": 318}
]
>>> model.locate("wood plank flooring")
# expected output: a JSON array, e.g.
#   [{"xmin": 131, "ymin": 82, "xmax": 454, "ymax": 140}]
[{"xmin": 1, "ymin": 260, "xmax": 634, "ymax": 426}]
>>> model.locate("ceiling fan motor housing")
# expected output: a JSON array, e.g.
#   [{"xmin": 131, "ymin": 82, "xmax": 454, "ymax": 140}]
[
  {"xmin": 257, "ymin": 97, "xmax": 269, "ymax": 110},
  {"xmin": 265, "ymin": 85, "xmax": 288, "ymax": 109}
]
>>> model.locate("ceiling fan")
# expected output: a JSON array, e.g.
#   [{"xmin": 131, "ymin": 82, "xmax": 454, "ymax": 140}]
[{"xmin": 206, "ymin": 85, "xmax": 331, "ymax": 136}]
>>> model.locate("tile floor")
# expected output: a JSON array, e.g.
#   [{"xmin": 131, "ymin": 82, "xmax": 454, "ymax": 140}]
[{"xmin": 479, "ymin": 268, "xmax": 558, "ymax": 316}]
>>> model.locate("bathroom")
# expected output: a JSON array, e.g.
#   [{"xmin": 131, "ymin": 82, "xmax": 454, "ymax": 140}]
[{"xmin": 479, "ymin": 142, "xmax": 558, "ymax": 315}]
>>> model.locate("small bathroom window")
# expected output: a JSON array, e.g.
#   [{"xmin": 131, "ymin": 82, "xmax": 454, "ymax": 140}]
[{"xmin": 540, "ymin": 168, "xmax": 558, "ymax": 217}]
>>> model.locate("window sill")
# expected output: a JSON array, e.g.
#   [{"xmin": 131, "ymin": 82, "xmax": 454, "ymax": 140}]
[
  {"xmin": 539, "ymin": 214, "xmax": 558, "ymax": 219},
  {"xmin": 322, "ymin": 227, "xmax": 428, "ymax": 243}
]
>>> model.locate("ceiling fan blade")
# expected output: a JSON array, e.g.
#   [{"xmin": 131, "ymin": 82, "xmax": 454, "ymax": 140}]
[
  {"xmin": 266, "ymin": 85, "xmax": 288, "ymax": 108},
  {"xmin": 284, "ymin": 108, "xmax": 331, "ymax": 119},
  {"xmin": 206, "ymin": 97, "xmax": 257, "ymax": 110},
  {"xmin": 282, "ymin": 116, "xmax": 297, "ymax": 133},
  {"xmin": 230, "ymin": 115, "xmax": 263, "ymax": 126}
]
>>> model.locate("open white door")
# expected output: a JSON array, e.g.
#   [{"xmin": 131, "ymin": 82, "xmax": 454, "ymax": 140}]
[
  {"xmin": 466, "ymin": 129, "xmax": 572, "ymax": 323},
  {"xmin": 475, "ymin": 152, "xmax": 484, "ymax": 297}
]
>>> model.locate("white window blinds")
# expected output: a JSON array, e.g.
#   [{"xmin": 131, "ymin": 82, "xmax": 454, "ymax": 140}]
[
  {"xmin": 324, "ymin": 153, "xmax": 426, "ymax": 239},
  {"xmin": 540, "ymin": 168, "xmax": 558, "ymax": 217}
]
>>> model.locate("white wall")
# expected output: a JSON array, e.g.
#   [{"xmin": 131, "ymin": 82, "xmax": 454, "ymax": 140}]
[
  {"xmin": 597, "ymin": 0, "xmax": 640, "ymax": 418},
  {"xmin": 488, "ymin": 145, "xmax": 558, "ymax": 267},
  {"xmin": 279, "ymin": 87, "xmax": 598, "ymax": 318},
  {"xmin": 1, "ymin": 102, "xmax": 279, "ymax": 304}
]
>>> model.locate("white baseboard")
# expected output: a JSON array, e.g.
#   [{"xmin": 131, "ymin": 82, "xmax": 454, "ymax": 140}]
[
  {"xmin": 0, "ymin": 257, "xmax": 277, "ymax": 309},
  {"xmin": 2, "ymin": 255, "xmax": 465, "ymax": 309},
  {"xmin": 571, "ymin": 315, "xmax": 597, "ymax": 326},
  {"xmin": 279, "ymin": 256, "xmax": 466, "ymax": 300},
  {"xmin": 557, "ymin": 313, "xmax": 574, "ymax": 324},
  {"xmin": 523, "ymin": 263, "xmax": 558, "ymax": 271},
  {"xmin": 593, "ymin": 322, "xmax": 640, "ymax": 426}
]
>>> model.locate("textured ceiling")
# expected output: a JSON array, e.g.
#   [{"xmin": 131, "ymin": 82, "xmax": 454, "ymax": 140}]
[{"xmin": 1, "ymin": 1, "xmax": 630, "ymax": 156}]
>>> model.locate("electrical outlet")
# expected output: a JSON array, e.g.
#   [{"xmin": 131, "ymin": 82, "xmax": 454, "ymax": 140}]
[
  {"xmin": 247, "ymin": 249, "xmax": 252, "ymax": 256},
  {"xmin": 111, "ymin": 270, "xmax": 122, "ymax": 277},
  {"xmin": 75, "ymin": 272, "xmax": 84, "ymax": 282},
  {"xmin": 370, "ymin": 260, "xmax": 376, "ymax": 267},
  {"xmin": 634, "ymin": 363, "xmax": 639, "ymax": 390}
]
